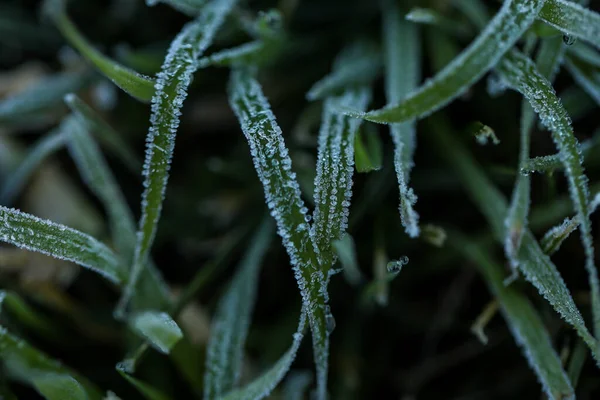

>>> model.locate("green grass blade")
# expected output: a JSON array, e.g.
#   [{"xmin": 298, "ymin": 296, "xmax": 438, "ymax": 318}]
[
  {"xmin": 203, "ymin": 219, "xmax": 273, "ymax": 399},
  {"xmin": 129, "ymin": 311, "xmax": 183, "ymax": 354},
  {"xmin": 564, "ymin": 55, "xmax": 600, "ymax": 105},
  {"xmin": 0, "ymin": 328, "xmax": 102, "ymax": 400},
  {"xmin": 44, "ymin": 0, "xmax": 155, "ymax": 102},
  {"xmin": 452, "ymin": 235, "xmax": 574, "ymax": 400},
  {"xmin": 0, "ymin": 71, "xmax": 91, "ymax": 123},
  {"xmin": 0, "ymin": 206, "xmax": 125, "ymax": 284},
  {"xmin": 523, "ymin": 131, "xmax": 600, "ymax": 174},
  {"xmin": 64, "ymin": 93, "xmax": 141, "ymax": 173},
  {"xmin": 306, "ymin": 42, "xmax": 380, "ymax": 101},
  {"xmin": 221, "ymin": 310, "xmax": 307, "ymax": 400},
  {"xmin": 282, "ymin": 371, "xmax": 312, "ymax": 400},
  {"xmin": 539, "ymin": 0, "xmax": 600, "ymax": 50},
  {"xmin": 331, "ymin": 234, "xmax": 363, "ymax": 286},
  {"xmin": 567, "ymin": 339, "xmax": 587, "ymax": 386},
  {"xmin": 198, "ymin": 41, "xmax": 275, "ymax": 68},
  {"xmin": 568, "ymin": 42, "xmax": 600, "ymax": 67},
  {"xmin": 451, "ymin": 0, "xmax": 489, "ymax": 29},
  {"xmin": 383, "ymin": 0, "xmax": 421, "ymax": 237},
  {"xmin": 118, "ymin": 370, "xmax": 171, "ymax": 400},
  {"xmin": 145, "ymin": 0, "xmax": 204, "ymax": 16},
  {"xmin": 121, "ymin": 0, "xmax": 237, "ymax": 316},
  {"xmin": 405, "ymin": 7, "xmax": 471, "ymax": 38},
  {"xmin": 504, "ymin": 36, "xmax": 565, "ymax": 276},
  {"xmin": 0, "ymin": 291, "xmax": 59, "ymax": 340},
  {"xmin": 228, "ymin": 68, "xmax": 330, "ymax": 400},
  {"xmin": 354, "ymin": 125, "xmax": 383, "ymax": 173},
  {"xmin": 312, "ymin": 86, "xmax": 371, "ymax": 268},
  {"xmin": 496, "ymin": 49, "xmax": 600, "ymax": 339},
  {"xmin": 0, "ymin": 130, "xmax": 65, "ymax": 206},
  {"xmin": 430, "ymin": 116, "xmax": 600, "ymax": 363},
  {"xmin": 349, "ymin": 0, "xmax": 545, "ymax": 124}
]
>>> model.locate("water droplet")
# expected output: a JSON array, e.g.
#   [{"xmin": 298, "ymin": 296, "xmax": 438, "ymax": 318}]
[
  {"xmin": 325, "ymin": 306, "xmax": 336, "ymax": 334},
  {"xmin": 387, "ymin": 256, "xmax": 409, "ymax": 273},
  {"xmin": 562, "ymin": 35, "xmax": 576, "ymax": 46}
]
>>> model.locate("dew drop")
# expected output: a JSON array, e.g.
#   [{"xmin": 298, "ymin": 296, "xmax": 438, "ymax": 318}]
[
  {"xmin": 562, "ymin": 34, "xmax": 576, "ymax": 46},
  {"xmin": 387, "ymin": 256, "xmax": 409, "ymax": 273}
]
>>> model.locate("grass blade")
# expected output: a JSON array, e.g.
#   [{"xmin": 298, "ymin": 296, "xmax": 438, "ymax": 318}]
[
  {"xmin": 522, "ymin": 132, "xmax": 600, "ymax": 174},
  {"xmin": 0, "ymin": 130, "xmax": 65, "ymax": 206},
  {"xmin": 120, "ymin": 0, "xmax": 237, "ymax": 316},
  {"xmin": 221, "ymin": 310, "xmax": 307, "ymax": 400},
  {"xmin": 0, "ymin": 70, "xmax": 91, "ymax": 123},
  {"xmin": 567, "ymin": 339, "xmax": 587, "ymax": 386},
  {"xmin": 331, "ymin": 234, "xmax": 363, "ymax": 286},
  {"xmin": 0, "ymin": 206, "xmax": 125, "ymax": 284},
  {"xmin": 504, "ymin": 36, "xmax": 565, "ymax": 277},
  {"xmin": 118, "ymin": 370, "xmax": 171, "ymax": 400},
  {"xmin": 203, "ymin": 219, "xmax": 273, "ymax": 399},
  {"xmin": 228, "ymin": 68, "xmax": 330, "ymax": 400},
  {"xmin": 64, "ymin": 93, "xmax": 141, "ymax": 173},
  {"xmin": 452, "ymin": 234, "xmax": 575, "ymax": 400},
  {"xmin": 0, "ymin": 291, "xmax": 60, "ymax": 340},
  {"xmin": 349, "ymin": 0, "xmax": 545, "ymax": 124},
  {"xmin": 0, "ymin": 328, "xmax": 102, "ymax": 400},
  {"xmin": 496, "ymin": 50, "xmax": 600, "ymax": 339},
  {"xmin": 564, "ymin": 55, "xmax": 600, "ymax": 106},
  {"xmin": 383, "ymin": 0, "xmax": 421, "ymax": 237},
  {"xmin": 129, "ymin": 311, "xmax": 183, "ymax": 354},
  {"xmin": 354, "ymin": 125, "xmax": 383, "ymax": 173},
  {"xmin": 539, "ymin": 0, "xmax": 600, "ymax": 50},
  {"xmin": 44, "ymin": 0, "xmax": 155, "ymax": 102},
  {"xmin": 430, "ymin": 116, "xmax": 600, "ymax": 363},
  {"xmin": 145, "ymin": 0, "xmax": 204, "ymax": 16},
  {"xmin": 306, "ymin": 42, "xmax": 380, "ymax": 101}
]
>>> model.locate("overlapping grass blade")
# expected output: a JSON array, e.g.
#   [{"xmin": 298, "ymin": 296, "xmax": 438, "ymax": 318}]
[
  {"xmin": 145, "ymin": 0, "xmax": 204, "ymax": 16},
  {"xmin": 383, "ymin": 0, "xmax": 421, "ymax": 237},
  {"xmin": 332, "ymin": 234, "xmax": 363, "ymax": 286},
  {"xmin": 539, "ymin": 0, "xmax": 600, "ymax": 50},
  {"xmin": 0, "ymin": 129, "xmax": 65, "ymax": 206},
  {"xmin": 348, "ymin": 0, "xmax": 545, "ymax": 124},
  {"xmin": 496, "ymin": 50, "xmax": 600, "ymax": 339},
  {"xmin": 121, "ymin": 0, "xmax": 237, "ymax": 316},
  {"xmin": 0, "ymin": 206, "xmax": 125, "ymax": 284},
  {"xmin": 312, "ymin": 84, "xmax": 370, "ymax": 268},
  {"xmin": 118, "ymin": 370, "xmax": 170, "ymax": 400},
  {"xmin": 306, "ymin": 42, "xmax": 380, "ymax": 101},
  {"xmin": 354, "ymin": 125, "xmax": 383, "ymax": 173},
  {"xmin": 430, "ymin": 116, "xmax": 600, "ymax": 363},
  {"xmin": 228, "ymin": 68, "xmax": 330, "ymax": 400},
  {"xmin": 0, "ymin": 70, "xmax": 90, "ymax": 123},
  {"xmin": 129, "ymin": 311, "xmax": 183, "ymax": 354},
  {"xmin": 504, "ymin": 36, "xmax": 565, "ymax": 276},
  {"xmin": 564, "ymin": 55, "xmax": 600, "ymax": 105},
  {"xmin": 203, "ymin": 219, "xmax": 273, "ymax": 399},
  {"xmin": 452, "ymin": 234, "xmax": 574, "ymax": 400},
  {"xmin": 221, "ymin": 310, "xmax": 307, "ymax": 400},
  {"xmin": 0, "ymin": 327, "xmax": 102, "ymax": 400},
  {"xmin": 44, "ymin": 0, "xmax": 155, "ymax": 102},
  {"xmin": 64, "ymin": 93, "xmax": 141, "ymax": 173}
]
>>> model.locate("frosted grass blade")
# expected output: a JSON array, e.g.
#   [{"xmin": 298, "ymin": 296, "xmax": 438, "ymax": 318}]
[
  {"xmin": 523, "ymin": 133, "xmax": 600, "ymax": 174},
  {"xmin": 454, "ymin": 236, "xmax": 575, "ymax": 400},
  {"xmin": 0, "ymin": 206, "xmax": 125, "ymax": 284},
  {"xmin": 121, "ymin": 0, "xmax": 237, "ymax": 316},
  {"xmin": 282, "ymin": 371, "xmax": 312, "ymax": 400},
  {"xmin": 64, "ymin": 93, "xmax": 141, "ymax": 173},
  {"xmin": 383, "ymin": 0, "xmax": 421, "ymax": 237},
  {"xmin": 0, "ymin": 130, "xmax": 65, "ymax": 206},
  {"xmin": 564, "ymin": 55, "xmax": 600, "ymax": 106},
  {"xmin": 504, "ymin": 36, "xmax": 565, "ymax": 276},
  {"xmin": 203, "ymin": 219, "xmax": 273, "ymax": 399},
  {"xmin": 145, "ymin": 0, "xmax": 205, "ymax": 16},
  {"xmin": 44, "ymin": 0, "xmax": 155, "ymax": 102},
  {"xmin": 198, "ymin": 41, "xmax": 275, "ymax": 68},
  {"xmin": 129, "ymin": 311, "xmax": 183, "ymax": 354},
  {"xmin": 431, "ymin": 116, "xmax": 600, "ymax": 363},
  {"xmin": 496, "ymin": 50, "xmax": 600, "ymax": 339},
  {"xmin": 539, "ymin": 0, "xmax": 600, "ymax": 50},
  {"xmin": 221, "ymin": 310, "xmax": 307, "ymax": 400},
  {"xmin": 350, "ymin": 0, "xmax": 545, "ymax": 124},
  {"xmin": 354, "ymin": 126, "xmax": 383, "ymax": 173},
  {"xmin": 306, "ymin": 42, "xmax": 380, "ymax": 101},
  {"xmin": 312, "ymin": 87, "xmax": 371, "ymax": 268},
  {"xmin": 0, "ymin": 327, "xmax": 102, "ymax": 400},
  {"xmin": 0, "ymin": 71, "xmax": 90, "ymax": 123},
  {"xmin": 228, "ymin": 68, "xmax": 330, "ymax": 400}
]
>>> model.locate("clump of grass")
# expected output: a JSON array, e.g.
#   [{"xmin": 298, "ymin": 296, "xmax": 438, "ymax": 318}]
[{"xmin": 1, "ymin": 0, "xmax": 600, "ymax": 399}]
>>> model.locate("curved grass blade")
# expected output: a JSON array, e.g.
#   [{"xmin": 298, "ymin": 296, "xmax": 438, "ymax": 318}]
[
  {"xmin": 0, "ymin": 206, "xmax": 125, "ymax": 284},
  {"xmin": 306, "ymin": 42, "xmax": 380, "ymax": 101},
  {"xmin": 0, "ymin": 327, "xmax": 102, "ymax": 400},
  {"xmin": 0, "ymin": 291, "xmax": 60, "ymax": 340},
  {"xmin": 496, "ymin": 50, "xmax": 600, "ymax": 339},
  {"xmin": 312, "ymin": 86, "xmax": 371, "ymax": 268},
  {"xmin": 0, "ymin": 130, "xmax": 65, "ymax": 206},
  {"xmin": 203, "ymin": 219, "xmax": 273, "ymax": 399},
  {"xmin": 228, "ymin": 68, "xmax": 330, "ymax": 400},
  {"xmin": 539, "ymin": 0, "xmax": 600, "ymax": 50},
  {"xmin": 129, "ymin": 311, "xmax": 183, "ymax": 354},
  {"xmin": 452, "ymin": 235, "xmax": 575, "ymax": 400},
  {"xmin": 522, "ymin": 132, "xmax": 600, "ymax": 174},
  {"xmin": 430, "ymin": 116, "xmax": 600, "ymax": 363},
  {"xmin": 221, "ymin": 310, "xmax": 307, "ymax": 400},
  {"xmin": 350, "ymin": 0, "xmax": 545, "ymax": 124},
  {"xmin": 564, "ymin": 55, "xmax": 600, "ymax": 105},
  {"xmin": 44, "ymin": 0, "xmax": 155, "ymax": 102},
  {"xmin": 120, "ymin": 0, "xmax": 237, "ymax": 316},
  {"xmin": 383, "ymin": 0, "xmax": 421, "ymax": 237},
  {"xmin": 118, "ymin": 370, "xmax": 171, "ymax": 400},
  {"xmin": 0, "ymin": 70, "xmax": 91, "ymax": 123},
  {"xmin": 504, "ymin": 36, "xmax": 565, "ymax": 278},
  {"xmin": 145, "ymin": 0, "xmax": 204, "ymax": 16},
  {"xmin": 64, "ymin": 93, "xmax": 141, "ymax": 173}
]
